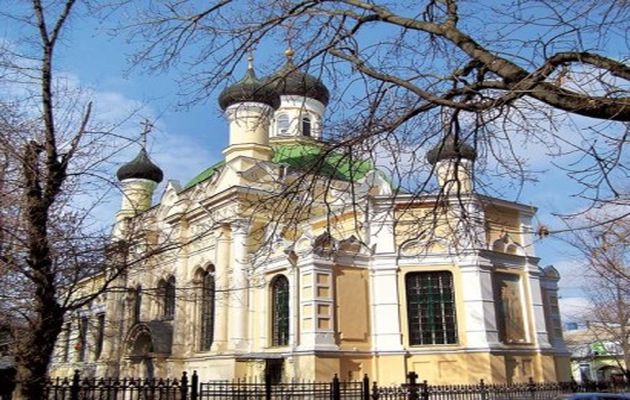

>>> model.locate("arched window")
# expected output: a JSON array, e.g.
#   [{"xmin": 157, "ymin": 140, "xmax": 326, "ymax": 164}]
[
  {"xmin": 164, "ymin": 276, "xmax": 176, "ymax": 320},
  {"xmin": 200, "ymin": 268, "xmax": 215, "ymax": 351},
  {"xmin": 301, "ymin": 116, "xmax": 311, "ymax": 137},
  {"xmin": 133, "ymin": 286, "xmax": 142, "ymax": 323},
  {"xmin": 277, "ymin": 113, "xmax": 290, "ymax": 135},
  {"xmin": 78, "ymin": 316, "xmax": 88, "ymax": 362},
  {"xmin": 405, "ymin": 272, "xmax": 457, "ymax": 345},
  {"xmin": 271, "ymin": 275, "xmax": 289, "ymax": 346}
]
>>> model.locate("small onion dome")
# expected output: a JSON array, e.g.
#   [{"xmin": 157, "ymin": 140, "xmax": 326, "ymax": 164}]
[
  {"xmin": 267, "ymin": 48, "xmax": 330, "ymax": 106},
  {"xmin": 426, "ymin": 134, "xmax": 477, "ymax": 165},
  {"xmin": 218, "ymin": 56, "xmax": 280, "ymax": 111},
  {"xmin": 116, "ymin": 148, "xmax": 164, "ymax": 183}
]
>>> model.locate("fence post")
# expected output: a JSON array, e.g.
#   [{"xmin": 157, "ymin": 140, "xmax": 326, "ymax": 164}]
[
  {"xmin": 70, "ymin": 369, "xmax": 80, "ymax": 400},
  {"xmin": 181, "ymin": 371, "xmax": 189, "ymax": 399},
  {"xmin": 265, "ymin": 372, "xmax": 272, "ymax": 400},
  {"xmin": 362, "ymin": 374, "xmax": 370, "ymax": 400},
  {"xmin": 191, "ymin": 370, "xmax": 199, "ymax": 400},
  {"xmin": 528, "ymin": 377, "xmax": 536, "ymax": 400},
  {"xmin": 407, "ymin": 372, "xmax": 419, "ymax": 400},
  {"xmin": 372, "ymin": 380, "xmax": 379, "ymax": 400},
  {"xmin": 422, "ymin": 380, "xmax": 429, "ymax": 400},
  {"xmin": 332, "ymin": 374, "xmax": 341, "ymax": 400},
  {"xmin": 480, "ymin": 379, "xmax": 488, "ymax": 400}
]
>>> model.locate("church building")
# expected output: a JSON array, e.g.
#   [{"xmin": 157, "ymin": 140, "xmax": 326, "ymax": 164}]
[{"xmin": 50, "ymin": 50, "xmax": 570, "ymax": 384}]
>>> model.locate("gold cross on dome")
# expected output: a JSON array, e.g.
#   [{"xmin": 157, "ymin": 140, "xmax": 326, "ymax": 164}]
[{"xmin": 140, "ymin": 119, "xmax": 154, "ymax": 149}]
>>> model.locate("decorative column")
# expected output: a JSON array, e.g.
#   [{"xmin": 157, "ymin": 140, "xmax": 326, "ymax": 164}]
[
  {"xmin": 367, "ymin": 200, "xmax": 396, "ymax": 254},
  {"xmin": 523, "ymin": 262, "xmax": 552, "ymax": 349},
  {"xmin": 540, "ymin": 266, "xmax": 566, "ymax": 351},
  {"xmin": 458, "ymin": 255, "xmax": 500, "ymax": 349},
  {"xmin": 368, "ymin": 200, "xmax": 404, "ymax": 351},
  {"xmin": 228, "ymin": 220, "xmax": 250, "ymax": 351},
  {"xmin": 287, "ymin": 263, "xmax": 298, "ymax": 349},
  {"xmin": 519, "ymin": 212, "xmax": 536, "ymax": 257},
  {"xmin": 213, "ymin": 225, "xmax": 231, "ymax": 351}
]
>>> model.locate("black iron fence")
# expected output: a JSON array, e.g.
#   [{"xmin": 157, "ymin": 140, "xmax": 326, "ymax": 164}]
[
  {"xmin": 44, "ymin": 370, "xmax": 194, "ymax": 399},
  {"xmin": 41, "ymin": 370, "xmax": 629, "ymax": 400}
]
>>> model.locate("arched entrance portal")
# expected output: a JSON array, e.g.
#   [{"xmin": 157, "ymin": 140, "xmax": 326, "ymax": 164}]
[
  {"xmin": 126, "ymin": 324, "xmax": 155, "ymax": 379},
  {"xmin": 124, "ymin": 322, "xmax": 172, "ymax": 379}
]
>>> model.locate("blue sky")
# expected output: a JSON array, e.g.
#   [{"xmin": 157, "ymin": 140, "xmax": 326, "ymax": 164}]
[{"xmin": 1, "ymin": 2, "xmax": 617, "ymax": 321}]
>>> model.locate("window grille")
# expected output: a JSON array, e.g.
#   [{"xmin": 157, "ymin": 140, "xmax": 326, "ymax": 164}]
[
  {"xmin": 405, "ymin": 271, "xmax": 457, "ymax": 345},
  {"xmin": 271, "ymin": 275, "xmax": 289, "ymax": 346},
  {"xmin": 200, "ymin": 270, "xmax": 215, "ymax": 350}
]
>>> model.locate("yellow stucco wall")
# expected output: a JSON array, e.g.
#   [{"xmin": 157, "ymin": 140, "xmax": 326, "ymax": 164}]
[
  {"xmin": 485, "ymin": 204, "xmax": 522, "ymax": 246},
  {"xmin": 335, "ymin": 266, "xmax": 371, "ymax": 350}
]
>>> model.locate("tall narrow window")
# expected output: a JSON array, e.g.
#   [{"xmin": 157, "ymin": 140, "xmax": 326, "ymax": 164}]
[
  {"xmin": 164, "ymin": 276, "xmax": 176, "ymax": 320},
  {"xmin": 271, "ymin": 275, "xmax": 290, "ymax": 346},
  {"xmin": 405, "ymin": 272, "xmax": 457, "ymax": 345},
  {"xmin": 301, "ymin": 116, "xmax": 311, "ymax": 137},
  {"xmin": 277, "ymin": 113, "xmax": 290, "ymax": 135},
  {"xmin": 78, "ymin": 316, "xmax": 88, "ymax": 361},
  {"xmin": 63, "ymin": 322, "xmax": 71, "ymax": 362},
  {"xmin": 200, "ymin": 269, "xmax": 215, "ymax": 351},
  {"xmin": 133, "ymin": 286, "xmax": 142, "ymax": 323},
  {"xmin": 95, "ymin": 313, "xmax": 105, "ymax": 360}
]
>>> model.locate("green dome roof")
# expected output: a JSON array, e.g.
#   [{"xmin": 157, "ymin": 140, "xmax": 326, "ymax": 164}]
[
  {"xmin": 117, "ymin": 148, "xmax": 164, "ymax": 183},
  {"xmin": 182, "ymin": 144, "xmax": 373, "ymax": 190},
  {"xmin": 272, "ymin": 144, "xmax": 370, "ymax": 180},
  {"xmin": 218, "ymin": 62, "xmax": 280, "ymax": 110},
  {"xmin": 426, "ymin": 134, "xmax": 477, "ymax": 165}
]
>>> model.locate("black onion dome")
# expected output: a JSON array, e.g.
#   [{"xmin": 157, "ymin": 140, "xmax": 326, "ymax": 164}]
[
  {"xmin": 426, "ymin": 134, "xmax": 477, "ymax": 165},
  {"xmin": 117, "ymin": 148, "xmax": 164, "ymax": 183},
  {"xmin": 218, "ymin": 62, "xmax": 281, "ymax": 110},
  {"xmin": 268, "ymin": 49, "xmax": 330, "ymax": 106}
]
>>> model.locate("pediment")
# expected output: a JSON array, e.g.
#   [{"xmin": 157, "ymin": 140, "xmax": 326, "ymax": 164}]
[
  {"xmin": 338, "ymin": 235, "xmax": 370, "ymax": 256},
  {"xmin": 239, "ymin": 161, "xmax": 277, "ymax": 183}
]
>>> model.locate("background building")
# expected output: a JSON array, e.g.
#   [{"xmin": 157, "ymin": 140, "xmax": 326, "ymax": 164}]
[
  {"xmin": 50, "ymin": 51, "xmax": 570, "ymax": 384},
  {"xmin": 564, "ymin": 322, "xmax": 627, "ymax": 384}
]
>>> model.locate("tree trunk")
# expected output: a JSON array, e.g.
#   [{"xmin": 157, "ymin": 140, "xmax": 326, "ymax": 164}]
[{"xmin": 12, "ymin": 301, "xmax": 64, "ymax": 399}]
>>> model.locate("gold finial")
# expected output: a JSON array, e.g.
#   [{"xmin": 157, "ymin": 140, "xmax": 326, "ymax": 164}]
[
  {"xmin": 140, "ymin": 119, "xmax": 153, "ymax": 149},
  {"xmin": 285, "ymin": 47, "xmax": 295, "ymax": 62}
]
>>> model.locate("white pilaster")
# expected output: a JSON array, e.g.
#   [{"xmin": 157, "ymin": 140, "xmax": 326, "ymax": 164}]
[
  {"xmin": 288, "ymin": 265, "xmax": 298, "ymax": 349},
  {"xmin": 523, "ymin": 262, "xmax": 552, "ymax": 349},
  {"xmin": 458, "ymin": 255, "xmax": 500, "ymax": 349},
  {"xmin": 228, "ymin": 220, "xmax": 250, "ymax": 351},
  {"xmin": 370, "ymin": 257, "xmax": 404, "ymax": 352},
  {"xmin": 540, "ymin": 267, "xmax": 567, "ymax": 352},
  {"xmin": 519, "ymin": 214, "xmax": 536, "ymax": 257},
  {"xmin": 367, "ymin": 200, "xmax": 396, "ymax": 254},
  {"xmin": 212, "ymin": 227, "xmax": 230, "ymax": 351}
]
